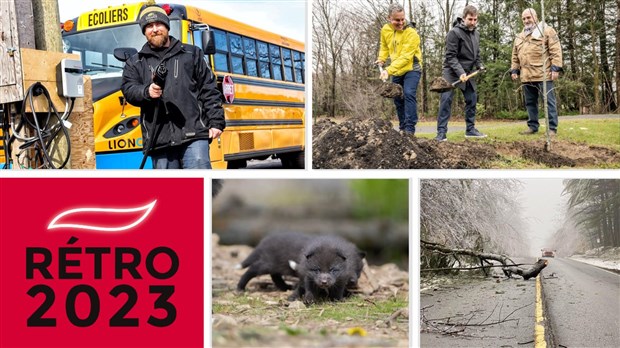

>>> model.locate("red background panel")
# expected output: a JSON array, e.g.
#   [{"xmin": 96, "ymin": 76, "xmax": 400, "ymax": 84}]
[{"xmin": 0, "ymin": 178, "xmax": 204, "ymax": 348}]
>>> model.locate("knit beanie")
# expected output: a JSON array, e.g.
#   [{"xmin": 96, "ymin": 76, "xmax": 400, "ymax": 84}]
[{"xmin": 139, "ymin": 5, "xmax": 170, "ymax": 34}]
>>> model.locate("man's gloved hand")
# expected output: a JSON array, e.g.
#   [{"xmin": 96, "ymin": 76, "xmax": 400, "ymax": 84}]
[{"xmin": 380, "ymin": 69, "xmax": 389, "ymax": 82}]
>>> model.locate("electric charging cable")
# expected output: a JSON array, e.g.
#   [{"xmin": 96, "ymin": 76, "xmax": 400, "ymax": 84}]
[{"xmin": 8, "ymin": 82, "xmax": 75, "ymax": 169}]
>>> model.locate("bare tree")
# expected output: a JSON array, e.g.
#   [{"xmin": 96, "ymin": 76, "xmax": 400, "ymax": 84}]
[
  {"xmin": 312, "ymin": 0, "xmax": 352, "ymax": 117},
  {"xmin": 617, "ymin": 0, "xmax": 620, "ymax": 112}
]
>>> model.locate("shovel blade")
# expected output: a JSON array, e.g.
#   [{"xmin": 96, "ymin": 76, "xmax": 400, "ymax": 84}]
[{"xmin": 429, "ymin": 76, "xmax": 455, "ymax": 93}]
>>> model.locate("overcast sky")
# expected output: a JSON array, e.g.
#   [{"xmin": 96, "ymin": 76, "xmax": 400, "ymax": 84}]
[
  {"xmin": 517, "ymin": 179, "xmax": 567, "ymax": 256},
  {"xmin": 56, "ymin": 0, "xmax": 306, "ymax": 42}
]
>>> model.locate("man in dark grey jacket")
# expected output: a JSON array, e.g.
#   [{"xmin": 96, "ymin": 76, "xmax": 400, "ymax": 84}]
[
  {"xmin": 121, "ymin": 5, "xmax": 225, "ymax": 169},
  {"xmin": 435, "ymin": 5, "xmax": 486, "ymax": 141}
]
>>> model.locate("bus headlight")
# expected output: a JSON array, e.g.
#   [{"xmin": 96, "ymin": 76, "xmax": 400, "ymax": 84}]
[{"xmin": 103, "ymin": 116, "xmax": 140, "ymax": 138}]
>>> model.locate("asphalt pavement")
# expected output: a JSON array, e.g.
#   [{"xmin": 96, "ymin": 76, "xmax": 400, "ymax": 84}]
[
  {"xmin": 420, "ymin": 258, "xmax": 539, "ymax": 347},
  {"xmin": 542, "ymin": 258, "xmax": 620, "ymax": 348}
]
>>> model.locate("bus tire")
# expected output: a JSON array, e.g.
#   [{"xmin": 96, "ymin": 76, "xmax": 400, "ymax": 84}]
[
  {"xmin": 280, "ymin": 151, "xmax": 305, "ymax": 169},
  {"xmin": 227, "ymin": 159, "xmax": 247, "ymax": 169}
]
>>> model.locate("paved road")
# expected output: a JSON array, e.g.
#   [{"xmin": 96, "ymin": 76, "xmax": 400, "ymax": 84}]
[
  {"xmin": 412, "ymin": 114, "xmax": 620, "ymax": 134},
  {"xmin": 542, "ymin": 258, "xmax": 620, "ymax": 348},
  {"xmin": 420, "ymin": 259, "xmax": 538, "ymax": 347}
]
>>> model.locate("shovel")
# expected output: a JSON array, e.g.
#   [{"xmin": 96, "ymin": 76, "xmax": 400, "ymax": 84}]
[
  {"xmin": 375, "ymin": 66, "xmax": 403, "ymax": 99},
  {"xmin": 430, "ymin": 68, "xmax": 485, "ymax": 93}
]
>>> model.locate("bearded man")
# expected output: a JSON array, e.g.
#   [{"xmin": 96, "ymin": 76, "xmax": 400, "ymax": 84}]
[
  {"xmin": 121, "ymin": 5, "xmax": 225, "ymax": 169},
  {"xmin": 511, "ymin": 8, "xmax": 563, "ymax": 136},
  {"xmin": 434, "ymin": 5, "xmax": 487, "ymax": 142}
]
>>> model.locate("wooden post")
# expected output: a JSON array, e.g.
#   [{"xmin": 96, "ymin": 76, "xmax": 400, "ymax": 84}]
[
  {"xmin": 0, "ymin": 0, "xmax": 24, "ymax": 103},
  {"xmin": 15, "ymin": 0, "xmax": 35, "ymax": 49},
  {"xmin": 32, "ymin": 0, "xmax": 70, "ymax": 167},
  {"xmin": 1, "ymin": 1, "xmax": 26, "ymax": 167},
  {"xmin": 32, "ymin": 0, "xmax": 62, "ymax": 52}
]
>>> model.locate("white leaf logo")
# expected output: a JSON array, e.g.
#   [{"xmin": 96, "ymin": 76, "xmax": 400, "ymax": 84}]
[{"xmin": 47, "ymin": 200, "xmax": 157, "ymax": 232}]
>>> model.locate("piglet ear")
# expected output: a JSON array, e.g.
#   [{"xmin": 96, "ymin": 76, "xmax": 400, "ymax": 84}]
[{"xmin": 358, "ymin": 250, "xmax": 366, "ymax": 259}]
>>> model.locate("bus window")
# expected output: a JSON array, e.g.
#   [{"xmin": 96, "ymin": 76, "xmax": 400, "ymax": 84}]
[
  {"xmin": 269, "ymin": 44, "xmax": 282, "ymax": 80},
  {"xmin": 229, "ymin": 33, "xmax": 244, "ymax": 75},
  {"xmin": 213, "ymin": 28, "xmax": 229, "ymax": 72},
  {"xmin": 85, "ymin": 51, "xmax": 104, "ymax": 70},
  {"xmin": 244, "ymin": 37, "xmax": 258, "ymax": 77},
  {"xmin": 294, "ymin": 51, "xmax": 304, "ymax": 83},
  {"xmin": 282, "ymin": 48, "xmax": 293, "ymax": 82},
  {"xmin": 257, "ymin": 41, "xmax": 270, "ymax": 79}
]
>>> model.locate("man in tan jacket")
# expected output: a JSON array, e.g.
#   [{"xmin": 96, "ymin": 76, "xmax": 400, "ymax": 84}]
[{"xmin": 511, "ymin": 8, "xmax": 563, "ymax": 135}]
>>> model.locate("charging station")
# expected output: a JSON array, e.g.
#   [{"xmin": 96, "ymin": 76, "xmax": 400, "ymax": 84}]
[
  {"xmin": 57, "ymin": 59, "xmax": 85, "ymax": 98},
  {"xmin": 1, "ymin": 48, "xmax": 93, "ymax": 169}
]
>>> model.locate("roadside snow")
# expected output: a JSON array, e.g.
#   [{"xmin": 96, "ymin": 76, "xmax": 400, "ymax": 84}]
[
  {"xmin": 570, "ymin": 256, "xmax": 620, "ymax": 271},
  {"xmin": 569, "ymin": 246, "xmax": 620, "ymax": 271}
]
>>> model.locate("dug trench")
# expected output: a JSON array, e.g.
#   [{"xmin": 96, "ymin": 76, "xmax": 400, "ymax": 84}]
[{"xmin": 312, "ymin": 117, "xmax": 620, "ymax": 169}]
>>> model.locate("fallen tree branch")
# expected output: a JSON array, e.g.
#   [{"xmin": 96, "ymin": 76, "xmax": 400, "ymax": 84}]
[
  {"xmin": 421, "ymin": 240, "xmax": 517, "ymax": 266},
  {"xmin": 502, "ymin": 259, "xmax": 548, "ymax": 280},
  {"xmin": 421, "ymin": 240, "xmax": 548, "ymax": 280}
]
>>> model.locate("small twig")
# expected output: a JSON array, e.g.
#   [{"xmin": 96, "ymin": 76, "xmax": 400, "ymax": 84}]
[
  {"xmin": 479, "ymin": 302, "xmax": 499, "ymax": 325},
  {"xmin": 435, "ymin": 318, "xmax": 520, "ymax": 327},
  {"xmin": 500, "ymin": 302, "xmax": 533, "ymax": 322},
  {"xmin": 420, "ymin": 304, "xmax": 434, "ymax": 311},
  {"xmin": 364, "ymin": 298, "xmax": 377, "ymax": 306}
]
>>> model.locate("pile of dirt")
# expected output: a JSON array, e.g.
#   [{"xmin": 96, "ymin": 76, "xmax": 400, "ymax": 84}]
[
  {"xmin": 312, "ymin": 117, "xmax": 620, "ymax": 169},
  {"xmin": 312, "ymin": 117, "xmax": 498, "ymax": 169}
]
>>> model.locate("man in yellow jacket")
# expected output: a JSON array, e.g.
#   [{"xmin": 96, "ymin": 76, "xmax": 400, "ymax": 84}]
[
  {"xmin": 375, "ymin": 3, "xmax": 423, "ymax": 135},
  {"xmin": 511, "ymin": 8, "xmax": 563, "ymax": 135}
]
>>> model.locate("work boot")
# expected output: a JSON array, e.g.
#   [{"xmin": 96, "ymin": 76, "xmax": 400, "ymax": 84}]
[
  {"xmin": 465, "ymin": 128, "xmax": 487, "ymax": 138},
  {"xmin": 435, "ymin": 133, "xmax": 447, "ymax": 142},
  {"xmin": 519, "ymin": 128, "xmax": 537, "ymax": 135},
  {"xmin": 548, "ymin": 129, "xmax": 557, "ymax": 136}
]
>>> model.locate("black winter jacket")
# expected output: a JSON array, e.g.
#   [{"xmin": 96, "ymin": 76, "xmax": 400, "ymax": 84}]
[
  {"xmin": 442, "ymin": 18, "xmax": 482, "ymax": 91},
  {"xmin": 121, "ymin": 36, "xmax": 225, "ymax": 153}
]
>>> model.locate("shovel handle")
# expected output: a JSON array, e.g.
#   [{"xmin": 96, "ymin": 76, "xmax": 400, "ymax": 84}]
[{"xmin": 452, "ymin": 69, "xmax": 483, "ymax": 86}]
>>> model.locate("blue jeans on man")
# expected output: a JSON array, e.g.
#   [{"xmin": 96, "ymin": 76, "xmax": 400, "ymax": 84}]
[
  {"xmin": 437, "ymin": 80, "xmax": 477, "ymax": 135},
  {"xmin": 392, "ymin": 70, "xmax": 421, "ymax": 133},
  {"xmin": 151, "ymin": 139, "xmax": 212, "ymax": 169},
  {"xmin": 523, "ymin": 81, "xmax": 558, "ymax": 132}
]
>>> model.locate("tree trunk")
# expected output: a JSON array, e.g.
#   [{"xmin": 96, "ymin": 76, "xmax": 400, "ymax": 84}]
[
  {"xmin": 502, "ymin": 259, "xmax": 548, "ymax": 280},
  {"xmin": 616, "ymin": 0, "xmax": 620, "ymax": 112},
  {"xmin": 590, "ymin": 6, "xmax": 601, "ymax": 113},
  {"xmin": 597, "ymin": 0, "xmax": 617, "ymax": 111}
]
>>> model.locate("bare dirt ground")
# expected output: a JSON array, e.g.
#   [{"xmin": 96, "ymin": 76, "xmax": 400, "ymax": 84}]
[
  {"xmin": 312, "ymin": 117, "xmax": 620, "ymax": 169},
  {"xmin": 211, "ymin": 234, "xmax": 410, "ymax": 347}
]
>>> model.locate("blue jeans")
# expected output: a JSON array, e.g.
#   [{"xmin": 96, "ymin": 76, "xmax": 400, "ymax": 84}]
[
  {"xmin": 392, "ymin": 70, "xmax": 421, "ymax": 133},
  {"xmin": 151, "ymin": 139, "xmax": 212, "ymax": 169},
  {"xmin": 437, "ymin": 81, "xmax": 477, "ymax": 134},
  {"xmin": 523, "ymin": 81, "xmax": 558, "ymax": 131}
]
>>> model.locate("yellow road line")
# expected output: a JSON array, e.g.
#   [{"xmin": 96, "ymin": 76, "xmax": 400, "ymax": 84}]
[{"xmin": 535, "ymin": 274, "xmax": 547, "ymax": 348}]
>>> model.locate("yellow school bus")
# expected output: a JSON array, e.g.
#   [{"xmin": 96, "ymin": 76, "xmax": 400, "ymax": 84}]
[{"xmin": 61, "ymin": 2, "xmax": 305, "ymax": 169}]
